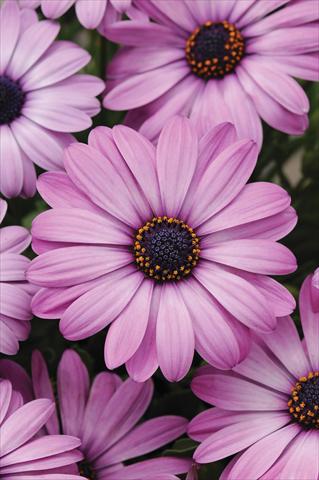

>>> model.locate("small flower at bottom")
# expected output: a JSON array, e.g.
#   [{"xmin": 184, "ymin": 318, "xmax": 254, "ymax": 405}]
[
  {"xmin": 27, "ymin": 117, "xmax": 297, "ymax": 381},
  {"xmin": 188, "ymin": 268, "xmax": 319, "ymax": 480},
  {"xmin": 0, "ymin": 199, "xmax": 37, "ymax": 355},
  {"xmin": 0, "ymin": 379, "xmax": 83, "ymax": 479},
  {"xmin": 0, "ymin": 349, "xmax": 191, "ymax": 480}
]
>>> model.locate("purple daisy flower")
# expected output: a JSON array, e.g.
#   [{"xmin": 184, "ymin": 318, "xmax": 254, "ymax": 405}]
[
  {"xmin": 0, "ymin": 1, "xmax": 104, "ymax": 198},
  {"xmin": 188, "ymin": 268, "xmax": 319, "ymax": 479},
  {"xmin": 27, "ymin": 117, "xmax": 297, "ymax": 382},
  {"xmin": 0, "ymin": 199, "xmax": 37, "ymax": 355},
  {"xmin": 22, "ymin": 0, "xmax": 132, "ymax": 29},
  {"xmin": 0, "ymin": 349, "xmax": 191, "ymax": 480},
  {"xmin": 103, "ymin": 0, "xmax": 318, "ymax": 144},
  {"xmin": 0, "ymin": 378, "xmax": 83, "ymax": 479}
]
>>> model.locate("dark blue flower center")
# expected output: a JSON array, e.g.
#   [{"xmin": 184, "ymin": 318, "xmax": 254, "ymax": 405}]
[
  {"xmin": 0, "ymin": 76, "xmax": 25, "ymax": 125},
  {"xmin": 288, "ymin": 372, "xmax": 319, "ymax": 429},
  {"xmin": 78, "ymin": 460, "xmax": 96, "ymax": 480},
  {"xmin": 186, "ymin": 21, "xmax": 245, "ymax": 79},
  {"xmin": 134, "ymin": 216, "xmax": 200, "ymax": 282}
]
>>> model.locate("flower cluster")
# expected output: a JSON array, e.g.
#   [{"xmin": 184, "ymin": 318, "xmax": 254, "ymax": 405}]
[{"xmin": 0, "ymin": 1, "xmax": 318, "ymax": 479}]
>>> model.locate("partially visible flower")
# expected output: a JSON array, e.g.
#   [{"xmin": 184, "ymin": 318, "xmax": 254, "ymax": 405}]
[
  {"xmin": 103, "ymin": 0, "xmax": 318, "ymax": 143},
  {"xmin": 21, "ymin": 0, "xmax": 132, "ymax": 29},
  {"xmin": 27, "ymin": 117, "xmax": 297, "ymax": 382},
  {"xmin": 0, "ymin": 1, "xmax": 104, "ymax": 198},
  {"xmin": 188, "ymin": 268, "xmax": 319, "ymax": 480},
  {"xmin": 0, "ymin": 350, "xmax": 191, "ymax": 480},
  {"xmin": 0, "ymin": 378, "xmax": 83, "ymax": 479},
  {"xmin": 0, "ymin": 199, "xmax": 36, "ymax": 355}
]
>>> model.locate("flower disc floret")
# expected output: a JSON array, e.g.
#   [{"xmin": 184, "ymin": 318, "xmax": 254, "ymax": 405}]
[
  {"xmin": 134, "ymin": 216, "xmax": 200, "ymax": 282},
  {"xmin": 186, "ymin": 21, "xmax": 245, "ymax": 79}
]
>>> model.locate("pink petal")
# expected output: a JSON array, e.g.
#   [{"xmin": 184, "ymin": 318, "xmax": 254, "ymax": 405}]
[
  {"xmin": 41, "ymin": 0, "xmax": 74, "ymax": 18},
  {"xmin": 0, "ymin": 320, "xmax": 19, "ymax": 355},
  {"xmin": 57, "ymin": 349, "xmax": 89, "ymax": 437},
  {"xmin": 0, "ymin": 253, "xmax": 29, "ymax": 281},
  {"xmin": 187, "ymin": 139, "xmax": 258, "ymax": 228},
  {"xmin": 0, "ymin": 1, "xmax": 20, "ymax": 74},
  {"xmin": 103, "ymin": 20, "xmax": 185, "ymax": 47},
  {"xmin": 99, "ymin": 415, "xmax": 188, "ymax": 465},
  {"xmin": 193, "ymin": 411, "xmax": 290, "ymax": 464},
  {"xmin": 21, "ymin": 41, "xmax": 90, "ymax": 91},
  {"xmin": 0, "ymin": 125, "xmax": 23, "ymax": 198},
  {"xmin": 198, "ymin": 181, "xmax": 291, "ymax": 236},
  {"xmin": 156, "ymin": 283, "xmax": 194, "ymax": 382},
  {"xmin": 27, "ymin": 245, "xmax": 131, "ymax": 287},
  {"xmin": 221, "ymin": 74, "xmax": 263, "ymax": 148},
  {"xmin": 75, "ymin": 0, "xmax": 107, "ymax": 28},
  {"xmin": 261, "ymin": 430, "xmax": 319, "ymax": 480},
  {"xmin": 179, "ymin": 278, "xmax": 251, "ymax": 370},
  {"xmin": 0, "ymin": 225, "xmax": 31, "ymax": 253},
  {"xmin": 6, "ymin": 20, "xmax": 59, "ymax": 80},
  {"xmin": 237, "ymin": 64, "xmax": 308, "ymax": 135},
  {"xmin": 243, "ymin": 0, "xmax": 318, "ymax": 37},
  {"xmin": 103, "ymin": 457, "xmax": 191, "ymax": 479},
  {"xmin": 0, "ymin": 434, "xmax": 81, "ymax": 469},
  {"xmin": 202, "ymin": 239, "xmax": 297, "ymax": 275},
  {"xmin": 23, "ymin": 100, "xmax": 91, "ymax": 133},
  {"xmin": 299, "ymin": 274, "xmax": 319, "ymax": 371},
  {"xmin": 267, "ymin": 53, "xmax": 319, "ymax": 82},
  {"xmin": 64, "ymin": 143, "xmax": 147, "ymax": 228},
  {"xmin": 191, "ymin": 371, "xmax": 287, "ymax": 411},
  {"xmin": 31, "ymin": 350, "xmax": 60, "ymax": 435},
  {"xmin": 31, "ymin": 208, "xmax": 131, "ymax": 246},
  {"xmin": 104, "ymin": 61, "xmax": 189, "ymax": 110},
  {"xmin": 80, "ymin": 372, "xmax": 121, "ymax": 450},
  {"xmin": 194, "ymin": 262, "xmax": 276, "ymax": 333},
  {"xmin": 156, "ymin": 116, "xmax": 198, "ymax": 217},
  {"xmin": 0, "ymin": 398, "xmax": 55, "ymax": 456},
  {"xmin": 204, "ymin": 206, "xmax": 297, "ymax": 244},
  {"xmin": 236, "ymin": 0, "xmax": 290, "ymax": 29},
  {"xmin": 243, "ymin": 57, "xmax": 309, "ymax": 115},
  {"xmin": 112, "ymin": 125, "xmax": 162, "ymax": 214},
  {"xmin": 233, "ymin": 342, "xmax": 294, "ymax": 393},
  {"xmin": 247, "ymin": 24, "xmax": 319, "ymax": 55},
  {"xmin": 126, "ymin": 285, "xmax": 160, "ymax": 382},
  {"xmin": 137, "ymin": 75, "xmax": 201, "ymax": 142},
  {"xmin": 85, "ymin": 378, "xmax": 153, "ymax": 460},
  {"xmin": 0, "ymin": 199, "xmax": 7, "ymax": 223},
  {"xmin": 0, "ymin": 283, "xmax": 32, "ymax": 320},
  {"xmin": 108, "ymin": 46, "xmax": 184, "ymax": 78},
  {"xmin": 152, "ymin": 1, "xmax": 196, "ymax": 31},
  {"xmin": 105, "ymin": 280, "xmax": 153, "ymax": 368},
  {"xmin": 228, "ymin": 423, "xmax": 300, "ymax": 479},
  {"xmin": 0, "ymin": 379, "xmax": 12, "ymax": 424},
  {"xmin": 36, "ymin": 172, "xmax": 102, "ymax": 215},
  {"xmin": 60, "ymin": 268, "xmax": 143, "ymax": 340},
  {"xmin": 261, "ymin": 315, "xmax": 311, "ymax": 378}
]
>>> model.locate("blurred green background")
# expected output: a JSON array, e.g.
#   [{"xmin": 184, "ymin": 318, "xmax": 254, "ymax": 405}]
[{"xmin": 1, "ymin": 16, "xmax": 319, "ymax": 480}]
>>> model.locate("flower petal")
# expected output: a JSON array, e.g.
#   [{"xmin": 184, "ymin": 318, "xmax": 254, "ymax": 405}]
[
  {"xmin": 300, "ymin": 273, "xmax": 319, "ymax": 371},
  {"xmin": 0, "ymin": 125, "xmax": 23, "ymax": 198},
  {"xmin": 0, "ymin": 0, "xmax": 20, "ymax": 74},
  {"xmin": 105, "ymin": 280, "xmax": 153, "ymax": 368},
  {"xmin": 194, "ymin": 262, "xmax": 276, "ymax": 332},
  {"xmin": 156, "ymin": 283, "xmax": 195, "ymax": 382},
  {"xmin": 156, "ymin": 116, "xmax": 198, "ymax": 217},
  {"xmin": 57, "ymin": 349, "xmax": 89, "ymax": 437},
  {"xmin": 75, "ymin": 0, "xmax": 107, "ymax": 29}
]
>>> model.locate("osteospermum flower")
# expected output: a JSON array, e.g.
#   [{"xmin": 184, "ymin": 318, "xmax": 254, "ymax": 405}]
[
  {"xmin": 27, "ymin": 117, "xmax": 297, "ymax": 382},
  {"xmin": 0, "ymin": 199, "xmax": 36, "ymax": 355},
  {"xmin": 0, "ymin": 1, "xmax": 104, "ymax": 198},
  {"xmin": 0, "ymin": 379, "xmax": 83, "ymax": 479},
  {"xmin": 21, "ymin": 0, "xmax": 132, "ymax": 29},
  {"xmin": 0, "ymin": 350, "xmax": 191, "ymax": 480},
  {"xmin": 188, "ymin": 269, "xmax": 319, "ymax": 480},
  {"xmin": 103, "ymin": 0, "xmax": 319, "ymax": 143}
]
